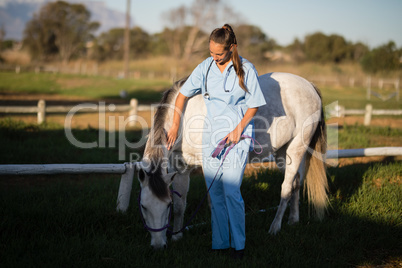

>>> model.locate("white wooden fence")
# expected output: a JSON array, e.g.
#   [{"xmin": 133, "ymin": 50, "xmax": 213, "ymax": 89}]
[
  {"xmin": 330, "ymin": 104, "xmax": 402, "ymax": 126},
  {"xmin": 0, "ymin": 98, "xmax": 152, "ymax": 125},
  {"xmin": 1, "ymin": 147, "xmax": 401, "ymax": 212},
  {"xmin": 1, "ymin": 100, "xmax": 401, "ymax": 127}
]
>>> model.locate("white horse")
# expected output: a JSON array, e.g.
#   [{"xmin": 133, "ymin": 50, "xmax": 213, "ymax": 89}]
[{"xmin": 135, "ymin": 72, "xmax": 328, "ymax": 249}]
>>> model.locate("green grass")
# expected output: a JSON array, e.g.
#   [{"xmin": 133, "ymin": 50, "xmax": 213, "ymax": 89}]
[
  {"xmin": 1, "ymin": 119, "xmax": 400, "ymax": 165},
  {"xmin": 338, "ymin": 124, "xmax": 402, "ymax": 149},
  {"xmin": 0, "ymin": 162, "xmax": 400, "ymax": 267},
  {"xmin": 1, "ymin": 71, "xmax": 401, "ymax": 110},
  {"xmin": 0, "ymin": 72, "xmax": 171, "ymax": 102},
  {"xmin": 321, "ymin": 85, "xmax": 402, "ymax": 110},
  {"xmin": 343, "ymin": 163, "xmax": 402, "ymax": 225},
  {"xmin": 0, "ymin": 118, "xmax": 147, "ymax": 164},
  {"xmin": 0, "ymin": 119, "xmax": 401, "ymax": 267}
]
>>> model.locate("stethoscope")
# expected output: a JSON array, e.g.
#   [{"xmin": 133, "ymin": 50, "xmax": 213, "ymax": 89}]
[{"xmin": 204, "ymin": 59, "xmax": 234, "ymax": 100}]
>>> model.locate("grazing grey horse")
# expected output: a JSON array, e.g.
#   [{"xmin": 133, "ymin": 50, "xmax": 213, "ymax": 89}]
[{"xmin": 135, "ymin": 72, "xmax": 328, "ymax": 249}]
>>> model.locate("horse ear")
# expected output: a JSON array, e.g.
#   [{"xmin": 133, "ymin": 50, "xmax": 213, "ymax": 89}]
[
  {"xmin": 138, "ymin": 169, "xmax": 146, "ymax": 182},
  {"xmin": 137, "ymin": 159, "xmax": 151, "ymax": 173},
  {"xmin": 164, "ymin": 172, "xmax": 177, "ymax": 185}
]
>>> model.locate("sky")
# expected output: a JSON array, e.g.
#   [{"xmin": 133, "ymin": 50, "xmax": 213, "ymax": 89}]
[{"xmin": 100, "ymin": 0, "xmax": 402, "ymax": 49}]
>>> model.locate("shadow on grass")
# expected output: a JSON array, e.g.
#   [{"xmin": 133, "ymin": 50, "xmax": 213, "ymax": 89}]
[
  {"xmin": 0, "ymin": 119, "xmax": 400, "ymax": 267},
  {"xmin": 102, "ymin": 88, "xmax": 166, "ymax": 104},
  {"xmin": 241, "ymin": 162, "xmax": 401, "ymax": 267},
  {"xmin": 0, "ymin": 119, "xmax": 147, "ymax": 164},
  {"xmin": 1, "ymin": 160, "xmax": 400, "ymax": 267}
]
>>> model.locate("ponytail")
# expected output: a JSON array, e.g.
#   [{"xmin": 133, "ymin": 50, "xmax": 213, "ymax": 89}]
[
  {"xmin": 230, "ymin": 42, "xmax": 247, "ymax": 92},
  {"xmin": 210, "ymin": 24, "xmax": 248, "ymax": 92}
]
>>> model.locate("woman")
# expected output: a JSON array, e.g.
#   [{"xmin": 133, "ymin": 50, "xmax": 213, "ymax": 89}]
[{"xmin": 166, "ymin": 24, "xmax": 266, "ymax": 259}]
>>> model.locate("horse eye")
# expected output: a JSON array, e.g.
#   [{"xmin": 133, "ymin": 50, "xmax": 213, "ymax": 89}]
[{"xmin": 141, "ymin": 204, "xmax": 147, "ymax": 211}]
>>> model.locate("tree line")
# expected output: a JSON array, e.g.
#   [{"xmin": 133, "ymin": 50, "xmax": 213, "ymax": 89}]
[{"xmin": 1, "ymin": 0, "xmax": 401, "ymax": 74}]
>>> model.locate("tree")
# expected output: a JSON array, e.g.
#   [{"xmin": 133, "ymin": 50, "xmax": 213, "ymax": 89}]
[
  {"xmin": 287, "ymin": 38, "xmax": 306, "ymax": 63},
  {"xmin": 328, "ymin": 34, "xmax": 347, "ymax": 63},
  {"xmin": 150, "ymin": 31, "xmax": 171, "ymax": 56},
  {"xmin": 161, "ymin": 0, "xmax": 244, "ymax": 60},
  {"xmin": 348, "ymin": 42, "xmax": 369, "ymax": 62},
  {"xmin": 235, "ymin": 24, "xmax": 275, "ymax": 62},
  {"xmin": 304, "ymin": 32, "xmax": 332, "ymax": 63},
  {"xmin": 304, "ymin": 32, "xmax": 351, "ymax": 63},
  {"xmin": 23, "ymin": 1, "xmax": 99, "ymax": 63},
  {"xmin": 0, "ymin": 25, "xmax": 5, "ymax": 52},
  {"xmin": 360, "ymin": 41, "xmax": 401, "ymax": 73},
  {"xmin": 94, "ymin": 27, "xmax": 151, "ymax": 61},
  {"xmin": 23, "ymin": 12, "xmax": 59, "ymax": 61},
  {"xmin": 161, "ymin": 5, "xmax": 186, "ymax": 58}
]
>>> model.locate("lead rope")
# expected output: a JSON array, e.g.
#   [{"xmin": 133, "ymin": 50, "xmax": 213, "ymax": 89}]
[{"xmin": 168, "ymin": 134, "xmax": 262, "ymax": 235}]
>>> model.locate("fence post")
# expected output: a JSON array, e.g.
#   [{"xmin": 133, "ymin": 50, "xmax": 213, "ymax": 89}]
[
  {"xmin": 116, "ymin": 162, "xmax": 136, "ymax": 212},
  {"xmin": 366, "ymin": 76, "xmax": 371, "ymax": 100},
  {"xmin": 349, "ymin": 77, "xmax": 355, "ymax": 87},
  {"xmin": 396, "ymin": 79, "xmax": 400, "ymax": 102},
  {"xmin": 128, "ymin": 98, "xmax": 138, "ymax": 127},
  {"xmin": 338, "ymin": 105, "xmax": 345, "ymax": 117},
  {"xmin": 364, "ymin": 104, "xmax": 372, "ymax": 126},
  {"xmin": 379, "ymin": 78, "xmax": 383, "ymax": 89},
  {"xmin": 37, "ymin": 99, "xmax": 46, "ymax": 124}
]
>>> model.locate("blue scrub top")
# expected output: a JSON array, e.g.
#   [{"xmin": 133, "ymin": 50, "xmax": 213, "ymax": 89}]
[{"xmin": 180, "ymin": 56, "xmax": 266, "ymax": 155}]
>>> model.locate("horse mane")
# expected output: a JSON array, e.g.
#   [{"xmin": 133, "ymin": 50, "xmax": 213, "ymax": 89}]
[
  {"xmin": 145, "ymin": 77, "xmax": 188, "ymax": 200},
  {"xmin": 147, "ymin": 166, "xmax": 168, "ymax": 200}
]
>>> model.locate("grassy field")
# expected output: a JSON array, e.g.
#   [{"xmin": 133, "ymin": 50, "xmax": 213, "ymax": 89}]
[
  {"xmin": 1, "ymin": 71, "xmax": 401, "ymax": 110},
  {"xmin": 0, "ymin": 162, "xmax": 400, "ymax": 267},
  {"xmin": 0, "ymin": 72, "xmax": 171, "ymax": 102},
  {"xmin": 0, "ymin": 119, "xmax": 401, "ymax": 267},
  {"xmin": 0, "ymin": 70, "xmax": 401, "ymax": 267}
]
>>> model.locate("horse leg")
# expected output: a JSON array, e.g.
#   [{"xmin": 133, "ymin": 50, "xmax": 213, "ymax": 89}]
[
  {"xmin": 269, "ymin": 142, "xmax": 306, "ymax": 235},
  {"xmin": 288, "ymin": 172, "xmax": 301, "ymax": 225},
  {"xmin": 171, "ymin": 171, "xmax": 190, "ymax": 241},
  {"xmin": 288, "ymin": 154, "xmax": 306, "ymax": 225}
]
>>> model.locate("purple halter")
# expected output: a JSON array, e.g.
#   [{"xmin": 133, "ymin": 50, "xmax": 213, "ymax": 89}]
[{"xmin": 138, "ymin": 188, "xmax": 181, "ymax": 233}]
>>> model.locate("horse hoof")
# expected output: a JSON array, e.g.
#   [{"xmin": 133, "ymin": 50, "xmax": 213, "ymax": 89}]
[
  {"xmin": 151, "ymin": 244, "xmax": 167, "ymax": 250},
  {"xmin": 287, "ymin": 217, "xmax": 299, "ymax": 225},
  {"xmin": 268, "ymin": 224, "xmax": 281, "ymax": 235},
  {"xmin": 172, "ymin": 233, "xmax": 183, "ymax": 241}
]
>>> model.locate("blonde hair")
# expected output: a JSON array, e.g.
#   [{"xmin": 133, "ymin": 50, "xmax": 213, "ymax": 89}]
[{"xmin": 209, "ymin": 24, "xmax": 247, "ymax": 92}]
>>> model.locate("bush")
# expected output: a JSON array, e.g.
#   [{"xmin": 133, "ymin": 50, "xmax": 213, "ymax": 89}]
[{"xmin": 360, "ymin": 41, "xmax": 401, "ymax": 73}]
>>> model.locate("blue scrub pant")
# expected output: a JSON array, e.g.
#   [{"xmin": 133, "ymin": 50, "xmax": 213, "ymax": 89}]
[{"xmin": 203, "ymin": 147, "xmax": 248, "ymax": 251}]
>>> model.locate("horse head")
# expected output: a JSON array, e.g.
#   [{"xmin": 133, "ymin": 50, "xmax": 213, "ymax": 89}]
[{"xmin": 136, "ymin": 160, "xmax": 177, "ymax": 249}]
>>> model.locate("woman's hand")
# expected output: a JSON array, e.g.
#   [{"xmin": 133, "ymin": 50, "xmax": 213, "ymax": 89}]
[
  {"xmin": 167, "ymin": 93, "xmax": 188, "ymax": 150},
  {"xmin": 223, "ymin": 107, "xmax": 259, "ymax": 146},
  {"xmin": 223, "ymin": 126, "xmax": 242, "ymax": 145},
  {"xmin": 167, "ymin": 123, "xmax": 179, "ymax": 150}
]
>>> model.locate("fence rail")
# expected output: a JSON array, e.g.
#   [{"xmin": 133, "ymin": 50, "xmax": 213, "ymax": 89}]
[
  {"xmin": 330, "ymin": 104, "xmax": 402, "ymax": 126},
  {"xmin": 1, "ymin": 147, "xmax": 401, "ymax": 176},
  {"xmin": 0, "ymin": 164, "xmax": 127, "ymax": 175},
  {"xmin": 0, "ymin": 98, "xmax": 152, "ymax": 125},
  {"xmin": 1, "ymin": 99, "xmax": 401, "ymax": 126},
  {"xmin": 1, "ymin": 147, "xmax": 401, "ymax": 212}
]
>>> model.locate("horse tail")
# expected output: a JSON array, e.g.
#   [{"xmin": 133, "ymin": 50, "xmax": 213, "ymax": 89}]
[{"xmin": 304, "ymin": 83, "xmax": 329, "ymax": 220}]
